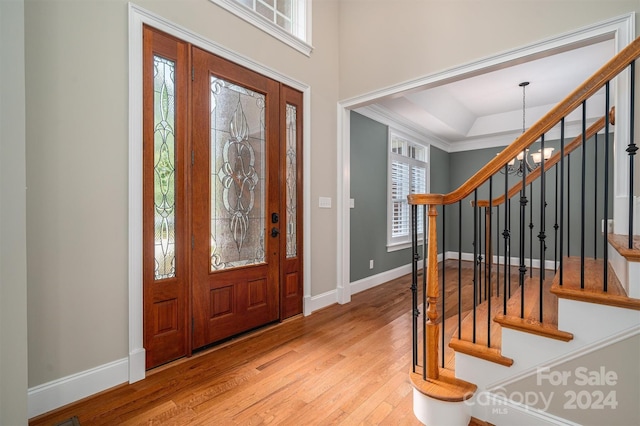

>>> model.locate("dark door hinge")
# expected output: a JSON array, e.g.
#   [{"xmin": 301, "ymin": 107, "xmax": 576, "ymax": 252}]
[{"xmin": 191, "ymin": 67, "xmax": 195, "ymax": 81}]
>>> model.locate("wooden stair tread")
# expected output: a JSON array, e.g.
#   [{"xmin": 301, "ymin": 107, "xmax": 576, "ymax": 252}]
[
  {"xmin": 457, "ymin": 296, "xmax": 504, "ymax": 349},
  {"xmin": 504, "ymin": 274, "xmax": 558, "ymax": 324},
  {"xmin": 494, "ymin": 314, "xmax": 573, "ymax": 341},
  {"xmin": 608, "ymin": 233, "xmax": 640, "ymax": 261},
  {"xmin": 410, "ymin": 367, "xmax": 477, "ymax": 402},
  {"xmin": 448, "ymin": 338, "xmax": 514, "ymax": 367},
  {"xmin": 496, "ymin": 274, "xmax": 573, "ymax": 340},
  {"xmin": 450, "ymin": 269, "xmax": 566, "ymax": 363},
  {"xmin": 551, "ymin": 257, "xmax": 640, "ymax": 310}
]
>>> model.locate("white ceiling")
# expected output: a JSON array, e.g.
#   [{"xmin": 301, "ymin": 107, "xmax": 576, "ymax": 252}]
[{"xmin": 359, "ymin": 38, "xmax": 615, "ymax": 151}]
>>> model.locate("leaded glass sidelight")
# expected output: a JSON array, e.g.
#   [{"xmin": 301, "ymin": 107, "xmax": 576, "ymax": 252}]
[
  {"xmin": 210, "ymin": 77, "xmax": 266, "ymax": 271},
  {"xmin": 153, "ymin": 56, "xmax": 177, "ymax": 280},
  {"xmin": 285, "ymin": 103, "xmax": 297, "ymax": 258}
]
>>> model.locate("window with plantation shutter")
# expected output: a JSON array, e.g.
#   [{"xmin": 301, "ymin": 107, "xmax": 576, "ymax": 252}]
[{"xmin": 387, "ymin": 131, "xmax": 428, "ymax": 250}]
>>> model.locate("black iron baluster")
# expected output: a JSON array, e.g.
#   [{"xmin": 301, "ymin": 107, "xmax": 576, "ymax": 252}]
[
  {"xmin": 538, "ymin": 134, "xmax": 547, "ymax": 323},
  {"xmin": 594, "ymin": 133, "xmax": 598, "ymax": 259},
  {"xmin": 458, "ymin": 200, "xmax": 462, "ymax": 339},
  {"xmin": 503, "ymin": 164, "xmax": 509, "ymax": 314},
  {"xmin": 567, "ymin": 149, "xmax": 571, "ymax": 258},
  {"xmin": 482, "ymin": 207, "xmax": 486, "ymax": 302},
  {"xmin": 478, "ymin": 203, "xmax": 483, "ymax": 305},
  {"xmin": 508, "ymin": 198, "xmax": 512, "ymax": 297},
  {"xmin": 441, "ymin": 205, "xmax": 446, "ymax": 368},
  {"xmin": 520, "ymin": 150, "xmax": 528, "ymax": 319},
  {"xmin": 581, "ymin": 101, "xmax": 587, "ymax": 289},
  {"xmin": 473, "ymin": 189, "xmax": 478, "ymax": 343},
  {"xmin": 496, "ymin": 206, "xmax": 500, "ymax": 297},
  {"xmin": 560, "ymin": 118, "xmax": 565, "ymax": 286},
  {"xmin": 604, "ymin": 83, "xmax": 610, "ymax": 292},
  {"xmin": 529, "ymin": 182, "xmax": 534, "ymax": 278},
  {"xmin": 554, "ymin": 162, "xmax": 559, "ymax": 272},
  {"xmin": 628, "ymin": 60, "xmax": 637, "ymax": 249}
]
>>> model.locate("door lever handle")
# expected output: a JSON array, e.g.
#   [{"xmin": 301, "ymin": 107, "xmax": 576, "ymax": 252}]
[{"xmin": 271, "ymin": 227, "xmax": 280, "ymax": 237}]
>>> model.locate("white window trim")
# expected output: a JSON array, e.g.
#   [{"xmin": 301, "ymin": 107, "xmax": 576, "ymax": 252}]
[
  {"xmin": 209, "ymin": 0, "xmax": 313, "ymax": 57},
  {"xmin": 387, "ymin": 129, "xmax": 429, "ymax": 252}
]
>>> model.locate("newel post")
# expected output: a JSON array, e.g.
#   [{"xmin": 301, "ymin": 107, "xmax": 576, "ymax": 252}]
[{"xmin": 426, "ymin": 205, "xmax": 440, "ymax": 380}]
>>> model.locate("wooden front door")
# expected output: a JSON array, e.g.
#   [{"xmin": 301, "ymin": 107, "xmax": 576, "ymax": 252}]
[
  {"xmin": 191, "ymin": 47, "xmax": 281, "ymax": 348},
  {"xmin": 143, "ymin": 27, "xmax": 303, "ymax": 368}
]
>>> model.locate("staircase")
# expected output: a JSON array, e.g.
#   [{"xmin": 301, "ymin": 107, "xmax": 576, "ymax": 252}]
[{"xmin": 408, "ymin": 36, "xmax": 640, "ymax": 426}]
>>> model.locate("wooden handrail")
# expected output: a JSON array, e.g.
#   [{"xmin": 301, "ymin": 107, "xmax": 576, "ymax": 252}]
[
  {"xmin": 475, "ymin": 113, "xmax": 610, "ymax": 208},
  {"xmin": 408, "ymin": 36, "xmax": 640, "ymax": 207}
]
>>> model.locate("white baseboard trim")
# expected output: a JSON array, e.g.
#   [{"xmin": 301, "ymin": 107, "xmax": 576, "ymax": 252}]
[
  {"xmin": 444, "ymin": 251, "xmax": 558, "ymax": 271},
  {"xmin": 304, "ymin": 289, "xmax": 338, "ymax": 316},
  {"xmin": 28, "ymin": 357, "xmax": 128, "ymax": 419},
  {"xmin": 129, "ymin": 348, "xmax": 146, "ymax": 384},
  {"xmin": 350, "ymin": 259, "xmax": 426, "ymax": 296}
]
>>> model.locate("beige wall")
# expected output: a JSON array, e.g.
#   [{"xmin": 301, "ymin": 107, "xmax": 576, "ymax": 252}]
[
  {"xmin": 25, "ymin": 0, "xmax": 339, "ymax": 387},
  {"xmin": 338, "ymin": 0, "xmax": 640, "ymax": 100},
  {"xmin": 1, "ymin": 0, "xmax": 28, "ymax": 423}
]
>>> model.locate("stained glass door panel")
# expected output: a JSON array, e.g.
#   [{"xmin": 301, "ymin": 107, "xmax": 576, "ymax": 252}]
[
  {"xmin": 209, "ymin": 78, "xmax": 266, "ymax": 271},
  {"xmin": 191, "ymin": 47, "xmax": 280, "ymax": 349}
]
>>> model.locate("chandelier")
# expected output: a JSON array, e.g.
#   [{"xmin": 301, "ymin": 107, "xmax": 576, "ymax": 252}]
[{"xmin": 501, "ymin": 82, "xmax": 554, "ymax": 176}]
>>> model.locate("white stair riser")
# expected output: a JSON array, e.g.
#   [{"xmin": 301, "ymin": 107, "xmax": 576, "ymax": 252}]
[
  {"xmin": 412, "ymin": 389, "xmax": 472, "ymax": 426},
  {"xmin": 453, "ymin": 300, "xmax": 639, "ymax": 425}
]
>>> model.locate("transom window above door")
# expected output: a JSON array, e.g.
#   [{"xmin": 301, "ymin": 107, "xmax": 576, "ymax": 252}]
[{"xmin": 209, "ymin": 0, "xmax": 312, "ymax": 56}]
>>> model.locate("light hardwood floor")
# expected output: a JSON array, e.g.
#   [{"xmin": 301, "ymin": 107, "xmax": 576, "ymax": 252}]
[
  {"xmin": 30, "ymin": 259, "xmax": 535, "ymax": 425},
  {"xmin": 31, "ymin": 272, "xmax": 426, "ymax": 425}
]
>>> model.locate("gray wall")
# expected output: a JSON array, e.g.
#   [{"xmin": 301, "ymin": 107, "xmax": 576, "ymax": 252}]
[
  {"xmin": 350, "ymin": 112, "xmax": 410, "ymax": 281},
  {"xmin": 443, "ymin": 136, "xmax": 614, "ymax": 264},
  {"xmin": 430, "ymin": 145, "xmax": 450, "ymax": 257},
  {"xmin": 349, "ymin": 113, "xmax": 452, "ymax": 282},
  {"xmin": 349, "ymin": 105, "xmax": 613, "ymax": 282}
]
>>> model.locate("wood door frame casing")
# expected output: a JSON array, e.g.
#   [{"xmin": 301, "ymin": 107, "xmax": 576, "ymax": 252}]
[{"xmin": 128, "ymin": 4, "xmax": 311, "ymax": 384}]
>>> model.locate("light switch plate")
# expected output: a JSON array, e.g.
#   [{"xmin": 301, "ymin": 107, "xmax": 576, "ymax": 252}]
[
  {"xmin": 319, "ymin": 197, "xmax": 332, "ymax": 208},
  {"xmin": 350, "ymin": 198, "xmax": 355, "ymax": 208}
]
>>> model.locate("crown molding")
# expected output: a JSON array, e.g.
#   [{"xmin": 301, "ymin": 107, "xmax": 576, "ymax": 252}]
[{"xmin": 354, "ymin": 104, "xmax": 451, "ymax": 152}]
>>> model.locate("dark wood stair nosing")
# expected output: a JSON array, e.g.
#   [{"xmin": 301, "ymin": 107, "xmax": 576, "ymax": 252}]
[
  {"xmin": 410, "ymin": 367, "xmax": 477, "ymax": 403},
  {"xmin": 550, "ymin": 284, "xmax": 640, "ymax": 310},
  {"xmin": 608, "ymin": 233, "xmax": 640, "ymax": 262},
  {"xmin": 448, "ymin": 338, "xmax": 514, "ymax": 367},
  {"xmin": 494, "ymin": 314, "xmax": 573, "ymax": 342}
]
